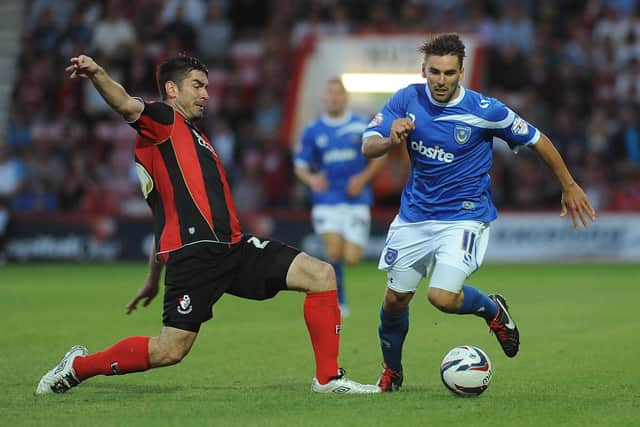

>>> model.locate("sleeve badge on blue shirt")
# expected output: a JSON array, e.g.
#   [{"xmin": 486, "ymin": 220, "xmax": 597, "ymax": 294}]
[
  {"xmin": 367, "ymin": 113, "xmax": 384, "ymax": 128},
  {"xmin": 511, "ymin": 116, "xmax": 529, "ymax": 135},
  {"xmin": 454, "ymin": 125, "xmax": 472, "ymax": 144}
]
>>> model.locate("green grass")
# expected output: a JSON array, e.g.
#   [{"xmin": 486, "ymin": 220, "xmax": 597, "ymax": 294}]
[{"xmin": 1, "ymin": 262, "xmax": 639, "ymax": 426}]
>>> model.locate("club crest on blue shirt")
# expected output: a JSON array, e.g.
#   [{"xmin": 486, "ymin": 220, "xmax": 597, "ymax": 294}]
[
  {"xmin": 384, "ymin": 247, "xmax": 398, "ymax": 265},
  {"xmin": 454, "ymin": 125, "xmax": 472, "ymax": 144},
  {"xmin": 316, "ymin": 134, "xmax": 328, "ymax": 147}
]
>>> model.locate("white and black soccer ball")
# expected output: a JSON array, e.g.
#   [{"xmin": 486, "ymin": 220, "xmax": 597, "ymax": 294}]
[{"xmin": 440, "ymin": 345, "xmax": 493, "ymax": 397}]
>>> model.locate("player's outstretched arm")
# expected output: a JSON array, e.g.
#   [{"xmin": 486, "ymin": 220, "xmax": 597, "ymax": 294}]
[
  {"xmin": 126, "ymin": 238, "xmax": 162, "ymax": 314},
  {"xmin": 362, "ymin": 118, "xmax": 414, "ymax": 158},
  {"xmin": 65, "ymin": 54, "xmax": 143, "ymax": 122},
  {"xmin": 532, "ymin": 133, "xmax": 596, "ymax": 229}
]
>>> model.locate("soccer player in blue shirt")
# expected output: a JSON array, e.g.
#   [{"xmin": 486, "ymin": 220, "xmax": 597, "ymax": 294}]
[
  {"xmin": 295, "ymin": 78, "xmax": 385, "ymax": 316},
  {"xmin": 362, "ymin": 33, "xmax": 596, "ymax": 392}
]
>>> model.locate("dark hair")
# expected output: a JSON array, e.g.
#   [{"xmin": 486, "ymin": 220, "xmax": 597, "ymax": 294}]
[
  {"xmin": 418, "ymin": 33, "xmax": 466, "ymax": 69},
  {"xmin": 156, "ymin": 55, "xmax": 208, "ymax": 100}
]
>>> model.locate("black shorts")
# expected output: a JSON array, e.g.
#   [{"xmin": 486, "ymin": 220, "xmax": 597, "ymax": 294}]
[{"xmin": 163, "ymin": 235, "xmax": 301, "ymax": 332}]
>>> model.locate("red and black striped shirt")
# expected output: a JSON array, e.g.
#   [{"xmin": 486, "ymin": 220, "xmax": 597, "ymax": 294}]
[{"xmin": 131, "ymin": 101, "xmax": 242, "ymax": 263}]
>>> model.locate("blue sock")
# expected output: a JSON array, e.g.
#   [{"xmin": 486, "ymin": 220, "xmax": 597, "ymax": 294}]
[
  {"xmin": 457, "ymin": 285, "xmax": 498, "ymax": 320},
  {"xmin": 331, "ymin": 262, "xmax": 345, "ymax": 305},
  {"xmin": 379, "ymin": 305, "xmax": 409, "ymax": 372}
]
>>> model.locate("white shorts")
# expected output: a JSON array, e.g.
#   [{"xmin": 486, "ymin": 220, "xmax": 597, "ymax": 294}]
[
  {"xmin": 311, "ymin": 204, "xmax": 371, "ymax": 248},
  {"xmin": 378, "ymin": 216, "xmax": 490, "ymax": 293}
]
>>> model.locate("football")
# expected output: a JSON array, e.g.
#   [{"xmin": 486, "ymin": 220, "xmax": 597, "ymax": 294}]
[{"xmin": 440, "ymin": 345, "xmax": 493, "ymax": 397}]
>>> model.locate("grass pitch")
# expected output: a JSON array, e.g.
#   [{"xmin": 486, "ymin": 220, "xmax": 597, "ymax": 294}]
[{"xmin": 1, "ymin": 262, "xmax": 638, "ymax": 426}]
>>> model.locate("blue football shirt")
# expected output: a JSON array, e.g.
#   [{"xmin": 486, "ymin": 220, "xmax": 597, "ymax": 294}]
[
  {"xmin": 295, "ymin": 111, "xmax": 373, "ymax": 205},
  {"xmin": 363, "ymin": 84, "xmax": 540, "ymax": 222}
]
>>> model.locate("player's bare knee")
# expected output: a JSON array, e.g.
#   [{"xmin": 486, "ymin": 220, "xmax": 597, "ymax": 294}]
[
  {"xmin": 163, "ymin": 351, "xmax": 183, "ymax": 366},
  {"xmin": 159, "ymin": 343, "xmax": 191, "ymax": 366},
  {"xmin": 383, "ymin": 300, "xmax": 407, "ymax": 314},
  {"xmin": 288, "ymin": 253, "xmax": 336, "ymax": 293},
  {"xmin": 429, "ymin": 297, "xmax": 456, "ymax": 313},
  {"xmin": 150, "ymin": 331, "xmax": 195, "ymax": 367},
  {"xmin": 427, "ymin": 289, "xmax": 459, "ymax": 313},
  {"xmin": 383, "ymin": 289, "xmax": 412, "ymax": 314},
  {"xmin": 312, "ymin": 260, "xmax": 336, "ymax": 292}
]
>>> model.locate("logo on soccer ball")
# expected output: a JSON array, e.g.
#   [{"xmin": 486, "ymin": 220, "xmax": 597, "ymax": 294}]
[
  {"xmin": 177, "ymin": 295, "xmax": 193, "ymax": 314},
  {"xmin": 440, "ymin": 345, "xmax": 493, "ymax": 397},
  {"xmin": 384, "ymin": 248, "xmax": 398, "ymax": 265},
  {"xmin": 454, "ymin": 125, "xmax": 472, "ymax": 144}
]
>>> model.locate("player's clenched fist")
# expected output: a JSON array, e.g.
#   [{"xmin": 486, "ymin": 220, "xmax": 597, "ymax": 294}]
[
  {"xmin": 390, "ymin": 118, "xmax": 415, "ymax": 145},
  {"xmin": 65, "ymin": 55, "xmax": 101, "ymax": 79}
]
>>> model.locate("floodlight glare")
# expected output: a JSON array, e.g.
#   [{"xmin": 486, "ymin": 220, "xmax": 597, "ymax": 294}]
[{"xmin": 341, "ymin": 73, "xmax": 422, "ymax": 93}]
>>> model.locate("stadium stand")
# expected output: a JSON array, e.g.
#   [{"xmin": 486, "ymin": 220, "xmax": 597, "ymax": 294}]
[{"xmin": 2, "ymin": 0, "xmax": 640, "ymax": 217}]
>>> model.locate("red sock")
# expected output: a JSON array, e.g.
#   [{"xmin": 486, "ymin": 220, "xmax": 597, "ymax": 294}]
[
  {"xmin": 73, "ymin": 336, "xmax": 151, "ymax": 381},
  {"xmin": 303, "ymin": 289, "xmax": 341, "ymax": 384}
]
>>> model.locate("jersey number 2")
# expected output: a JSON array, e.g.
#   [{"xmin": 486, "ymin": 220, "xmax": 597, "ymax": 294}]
[{"xmin": 248, "ymin": 236, "xmax": 270, "ymax": 249}]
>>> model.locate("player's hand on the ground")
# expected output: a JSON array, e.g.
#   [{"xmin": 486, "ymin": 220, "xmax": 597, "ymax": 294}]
[
  {"xmin": 347, "ymin": 174, "xmax": 366, "ymax": 197},
  {"xmin": 65, "ymin": 55, "xmax": 100, "ymax": 79},
  {"xmin": 390, "ymin": 118, "xmax": 415, "ymax": 145},
  {"xmin": 126, "ymin": 276, "xmax": 159, "ymax": 314},
  {"xmin": 560, "ymin": 183, "xmax": 596, "ymax": 228},
  {"xmin": 308, "ymin": 173, "xmax": 328, "ymax": 192}
]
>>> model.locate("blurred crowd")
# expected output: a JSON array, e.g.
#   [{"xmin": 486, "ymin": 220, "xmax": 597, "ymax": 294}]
[{"xmin": 2, "ymin": 0, "xmax": 640, "ymax": 218}]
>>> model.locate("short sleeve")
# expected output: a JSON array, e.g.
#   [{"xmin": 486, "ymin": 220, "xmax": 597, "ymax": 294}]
[
  {"xmin": 490, "ymin": 100, "xmax": 540, "ymax": 149},
  {"xmin": 362, "ymin": 88, "xmax": 408, "ymax": 139},
  {"xmin": 129, "ymin": 101, "xmax": 175, "ymax": 144}
]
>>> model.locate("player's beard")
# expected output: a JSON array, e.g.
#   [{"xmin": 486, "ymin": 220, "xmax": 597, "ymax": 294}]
[
  {"xmin": 192, "ymin": 106, "xmax": 205, "ymax": 119},
  {"xmin": 188, "ymin": 103, "xmax": 205, "ymax": 120},
  {"xmin": 431, "ymin": 81, "xmax": 459, "ymax": 103}
]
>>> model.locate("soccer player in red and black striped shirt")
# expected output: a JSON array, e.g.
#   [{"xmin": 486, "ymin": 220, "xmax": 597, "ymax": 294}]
[{"xmin": 35, "ymin": 54, "xmax": 380, "ymax": 394}]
